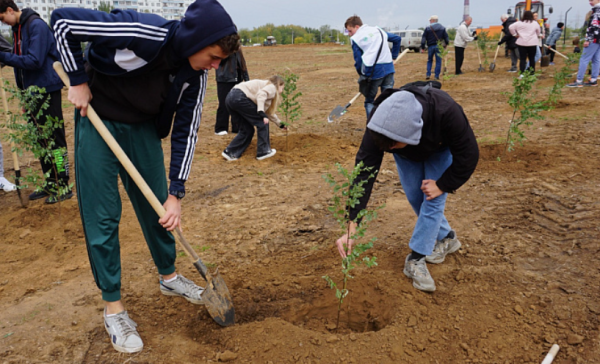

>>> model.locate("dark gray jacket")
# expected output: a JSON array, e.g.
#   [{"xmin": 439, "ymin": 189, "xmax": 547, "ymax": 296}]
[{"xmin": 216, "ymin": 51, "xmax": 249, "ymax": 83}]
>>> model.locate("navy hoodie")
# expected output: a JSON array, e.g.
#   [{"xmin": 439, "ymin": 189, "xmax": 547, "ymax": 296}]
[
  {"xmin": 51, "ymin": 0, "xmax": 237, "ymax": 195},
  {"xmin": 0, "ymin": 9, "xmax": 63, "ymax": 92}
]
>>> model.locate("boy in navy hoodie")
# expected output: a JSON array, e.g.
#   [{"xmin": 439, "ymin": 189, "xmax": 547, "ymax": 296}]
[
  {"xmin": 51, "ymin": 0, "xmax": 239, "ymax": 353},
  {"xmin": 0, "ymin": 0, "xmax": 72, "ymax": 203}
]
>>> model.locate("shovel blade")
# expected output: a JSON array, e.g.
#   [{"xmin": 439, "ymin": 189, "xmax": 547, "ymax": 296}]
[
  {"xmin": 328, "ymin": 105, "xmax": 347, "ymax": 123},
  {"xmin": 201, "ymin": 268, "xmax": 235, "ymax": 326},
  {"xmin": 489, "ymin": 62, "xmax": 496, "ymax": 72}
]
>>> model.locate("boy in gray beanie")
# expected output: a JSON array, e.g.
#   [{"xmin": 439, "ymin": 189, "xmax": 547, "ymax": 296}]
[{"xmin": 336, "ymin": 86, "xmax": 479, "ymax": 292}]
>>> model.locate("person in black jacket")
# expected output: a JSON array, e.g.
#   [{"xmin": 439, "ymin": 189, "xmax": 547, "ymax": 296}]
[
  {"xmin": 0, "ymin": 0, "xmax": 72, "ymax": 203},
  {"xmin": 335, "ymin": 85, "xmax": 479, "ymax": 292},
  {"xmin": 498, "ymin": 14, "xmax": 518, "ymax": 72},
  {"xmin": 215, "ymin": 48, "xmax": 249, "ymax": 135}
]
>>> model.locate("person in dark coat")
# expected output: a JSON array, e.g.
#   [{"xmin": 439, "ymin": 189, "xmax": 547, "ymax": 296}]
[
  {"xmin": 214, "ymin": 48, "xmax": 249, "ymax": 135},
  {"xmin": 498, "ymin": 14, "xmax": 519, "ymax": 72},
  {"xmin": 335, "ymin": 84, "xmax": 479, "ymax": 293},
  {"xmin": 0, "ymin": 0, "xmax": 72, "ymax": 203},
  {"xmin": 420, "ymin": 15, "xmax": 449, "ymax": 80}
]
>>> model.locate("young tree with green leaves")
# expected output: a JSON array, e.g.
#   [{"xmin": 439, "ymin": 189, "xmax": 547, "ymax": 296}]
[{"xmin": 323, "ymin": 162, "xmax": 380, "ymax": 329}]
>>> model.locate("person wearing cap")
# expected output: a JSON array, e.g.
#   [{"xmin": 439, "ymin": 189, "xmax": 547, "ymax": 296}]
[
  {"xmin": 51, "ymin": 0, "xmax": 239, "ymax": 353},
  {"xmin": 420, "ymin": 15, "xmax": 449, "ymax": 80},
  {"xmin": 545, "ymin": 22, "xmax": 564, "ymax": 65},
  {"xmin": 335, "ymin": 85, "xmax": 479, "ymax": 292},
  {"xmin": 344, "ymin": 15, "xmax": 402, "ymax": 117}
]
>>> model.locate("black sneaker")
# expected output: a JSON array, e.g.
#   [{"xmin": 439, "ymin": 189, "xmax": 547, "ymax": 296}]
[
  {"xmin": 29, "ymin": 189, "xmax": 50, "ymax": 200},
  {"xmin": 45, "ymin": 190, "xmax": 74, "ymax": 204},
  {"xmin": 583, "ymin": 80, "xmax": 598, "ymax": 87}
]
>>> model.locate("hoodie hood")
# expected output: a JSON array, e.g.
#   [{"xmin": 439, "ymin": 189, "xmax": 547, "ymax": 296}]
[
  {"xmin": 171, "ymin": 0, "xmax": 237, "ymax": 59},
  {"xmin": 367, "ymin": 91, "xmax": 423, "ymax": 146},
  {"xmin": 12, "ymin": 8, "xmax": 39, "ymax": 34}
]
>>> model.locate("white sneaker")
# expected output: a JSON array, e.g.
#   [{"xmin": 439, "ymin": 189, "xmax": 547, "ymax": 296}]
[
  {"xmin": 257, "ymin": 149, "xmax": 276, "ymax": 161},
  {"xmin": 0, "ymin": 177, "xmax": 16, "ymax": 192},
  {"xmin": 403, "ymin": 255, "xmax": 436, "ymax": 292},
  {"xmin": 426, "ymin": 230, "xmax": 462, "ymax": 264},
  {"xmin": 103, "ymin": 309, "xmax": 143, "ymax": 353},
  {"xmin": 215, "ymin": 131, "xmax": 228, "ymax": 136},
  {"xmin": 222, "ymin": 150, "xmax": 238, "ymax": 161},
  {"xmin": 160, "ymin": 274, "xmax": 205, "ymax": 305}
]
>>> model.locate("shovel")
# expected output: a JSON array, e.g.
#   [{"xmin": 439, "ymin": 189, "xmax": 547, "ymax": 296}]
[
  {"xmin": 328, "ymin": 48, "xmax": 410, "ymax": 123},
  {"xmin": 489, "ymin": 45, "xmax": 500, "ymax": 72},
  {"xmin": 476, "ymin": 44, "xmax": 484, "ymax": 72},
  {"xmin": 543, "ymin": 44, "xmax": 569, "ymax": 60},
  {"xmin": 53, "ymin": 62, "xmax": 235, "ymax": 327},
  {"xmin": 0, "ymin": 68, "xmax": 27, "ymax": 207}
]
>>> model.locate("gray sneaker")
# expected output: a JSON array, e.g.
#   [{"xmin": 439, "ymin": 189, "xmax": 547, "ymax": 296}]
[
  {"xmin": 403, "ymin": 255, "xmax": 436, "ymax": 292},
  {"xmin": 160, "ymin": 274, "xmax": 205, "ymax": 305},
  {"xmin": 104, "ymin": 309, "xmax": 143, "ymax": 353},
  {"xmin": 426, "ymin": 230, "xmax": 462, "ymax": 264}
]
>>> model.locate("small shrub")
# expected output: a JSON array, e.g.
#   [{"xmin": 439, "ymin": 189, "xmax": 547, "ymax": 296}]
[{"xmin": 322, "ymin": 161, "xmax": 382, "ymax": 329}]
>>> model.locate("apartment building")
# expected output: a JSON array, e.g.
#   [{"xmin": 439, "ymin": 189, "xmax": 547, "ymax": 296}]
[{"xmin": 12, "ymin": 0, "xmax": 193, "ymax": 23}]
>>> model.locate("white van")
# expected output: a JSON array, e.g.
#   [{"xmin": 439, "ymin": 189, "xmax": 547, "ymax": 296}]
[{"xmin": 388, "ymin": 29, "xmax": 424, "ymax": 52}]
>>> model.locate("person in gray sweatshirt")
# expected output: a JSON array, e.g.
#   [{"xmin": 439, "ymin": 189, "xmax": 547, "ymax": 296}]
[{"xmin": 545, "ymin": 22, "xmax": 564, "ymax": 65}]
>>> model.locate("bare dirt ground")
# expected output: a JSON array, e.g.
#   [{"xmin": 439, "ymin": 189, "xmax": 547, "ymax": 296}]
[{"xmin": 1, "ymin": 44, "xmax": 599, "ymax": 364}]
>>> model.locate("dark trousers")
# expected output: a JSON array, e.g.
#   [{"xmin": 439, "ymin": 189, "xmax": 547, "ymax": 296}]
[
  {"xmin": 509, "ymin": 47, "xmax": 519, "ymax": 68},
  {"xmin": 224, "ymin": 89, "xmax": 271, "ymax": 158},
  {"xmin": 455, "ymin": 46, "xmax": 465, "ymax": 74},
  {"xmin": 28, "ymin": 90, "xmax": 69, "ymax": 188},
  {"xmin": 215, "ymin": 81, "xmax": 239, "ymax": 133},
  {"xmin": 546, "ymin": 45, "xmax": 556, "ymax": 62},
  {"xmin": 74, "ymin": 111, "xmax": 176, "ymax": 302},
  {"xmin": 518, "ymin": 45, "xmax": 537, "ymax": 73}
]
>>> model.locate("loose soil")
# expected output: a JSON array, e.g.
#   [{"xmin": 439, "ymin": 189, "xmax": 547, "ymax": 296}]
[{"xmin": 1, "ymin": 44, "xmax": 599, "ymax": 364}]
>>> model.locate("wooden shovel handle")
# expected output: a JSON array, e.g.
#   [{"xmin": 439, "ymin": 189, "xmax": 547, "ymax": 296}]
[
  {"xmin": 543, "ymin": 44, "xmax": 569, "ymax": 60},
  {"xmin": 53, "ymin": 62, "xmax": 201, "ymax": 262},
  {"xmin": 0, "ymin": 68, "xmax": 20, "ymax": 172}
]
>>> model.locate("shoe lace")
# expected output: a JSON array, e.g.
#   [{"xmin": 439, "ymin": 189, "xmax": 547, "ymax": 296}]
[
  {"xmin": 114, "ymin": 314, "xmax": 138, "ymax": 337},
  {"xmin": 176, "ymin": 276, "xmax": 204, "ymax": 295},
  {"xmin": 411, "ymin": 259, "xmax": 430, "ymax": 278}
]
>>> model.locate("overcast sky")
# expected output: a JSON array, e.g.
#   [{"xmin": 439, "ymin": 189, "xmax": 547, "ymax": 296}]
[{"xmin": 220, "ymin": 0, "xmax": 591, "ymax": 31}]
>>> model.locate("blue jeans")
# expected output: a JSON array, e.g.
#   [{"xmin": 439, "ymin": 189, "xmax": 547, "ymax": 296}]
[
  {"xmin": 427, "ymin": 45, "xmax": 442, "ymax": 78},
  {"xmin": 393, "ymin": 148, "xmax": 453, "ymax": 256},
  {"xmin": 577, "ymin": 42, "xmax": 600, "ymax": 82},
  {"xmin": 359, "ymin": 73, "xmax": 395, "ymax": 117}
]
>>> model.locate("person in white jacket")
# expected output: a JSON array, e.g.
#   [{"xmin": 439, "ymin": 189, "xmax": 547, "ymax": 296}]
[{"xmin": 454, "ymin": 16, "xmax": 476, "ymax": 75}]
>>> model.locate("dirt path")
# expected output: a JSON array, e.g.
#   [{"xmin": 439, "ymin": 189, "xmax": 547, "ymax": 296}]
[{"xmin": 1, "ymin": 44, "xmax": 599, "ymax": 363}]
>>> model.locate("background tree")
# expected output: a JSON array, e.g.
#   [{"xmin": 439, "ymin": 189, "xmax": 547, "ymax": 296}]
[{"xmin": 97, "ymin": 1, "xmax": 113, "ymax": 13}]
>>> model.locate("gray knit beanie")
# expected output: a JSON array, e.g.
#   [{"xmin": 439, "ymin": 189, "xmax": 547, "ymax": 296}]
[{"xmin": 367, "ymin": 91, "xmax": 423, "ymax": 145}]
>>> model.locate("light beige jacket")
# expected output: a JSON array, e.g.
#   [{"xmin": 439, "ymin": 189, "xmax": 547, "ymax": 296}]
[{"xmin": 234, "ymin": 80, "xmax": 282, "ymax": 125}]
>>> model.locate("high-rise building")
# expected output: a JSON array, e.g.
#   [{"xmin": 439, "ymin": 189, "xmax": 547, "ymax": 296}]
[{"xmin": 13, "ymin": 0, "xmax": 193, "ymax": 24}]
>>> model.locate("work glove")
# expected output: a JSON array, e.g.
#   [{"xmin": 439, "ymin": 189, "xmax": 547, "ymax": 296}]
[
  {"xmin": 473, "ymin": 36, "xmax": 478, "ymax": 41},
  {"xmin": 258, "ymin": 111, "xmax": 268, "ymax": 119},
  {"xmin": 497, "ymin": 41, "xmax": 502, "ymax": 45},
  {"xmin": 472, "ymin": 31, "xmax": 477, "ymax": 36}
]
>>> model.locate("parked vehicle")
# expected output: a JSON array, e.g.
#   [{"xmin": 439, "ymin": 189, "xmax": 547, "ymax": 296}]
[
  {"xmin": 263, "ymin": 36, "xmax": 277, "ymax": 46},
  {"xmin": 388, "ymin": 29, "xmax": 424, "ymax": 52}
]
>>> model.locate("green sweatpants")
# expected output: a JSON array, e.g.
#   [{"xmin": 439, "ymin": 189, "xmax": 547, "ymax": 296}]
[{"xmin": 74, "ymin": 111, "xmax": 176, "ymax": 302}]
